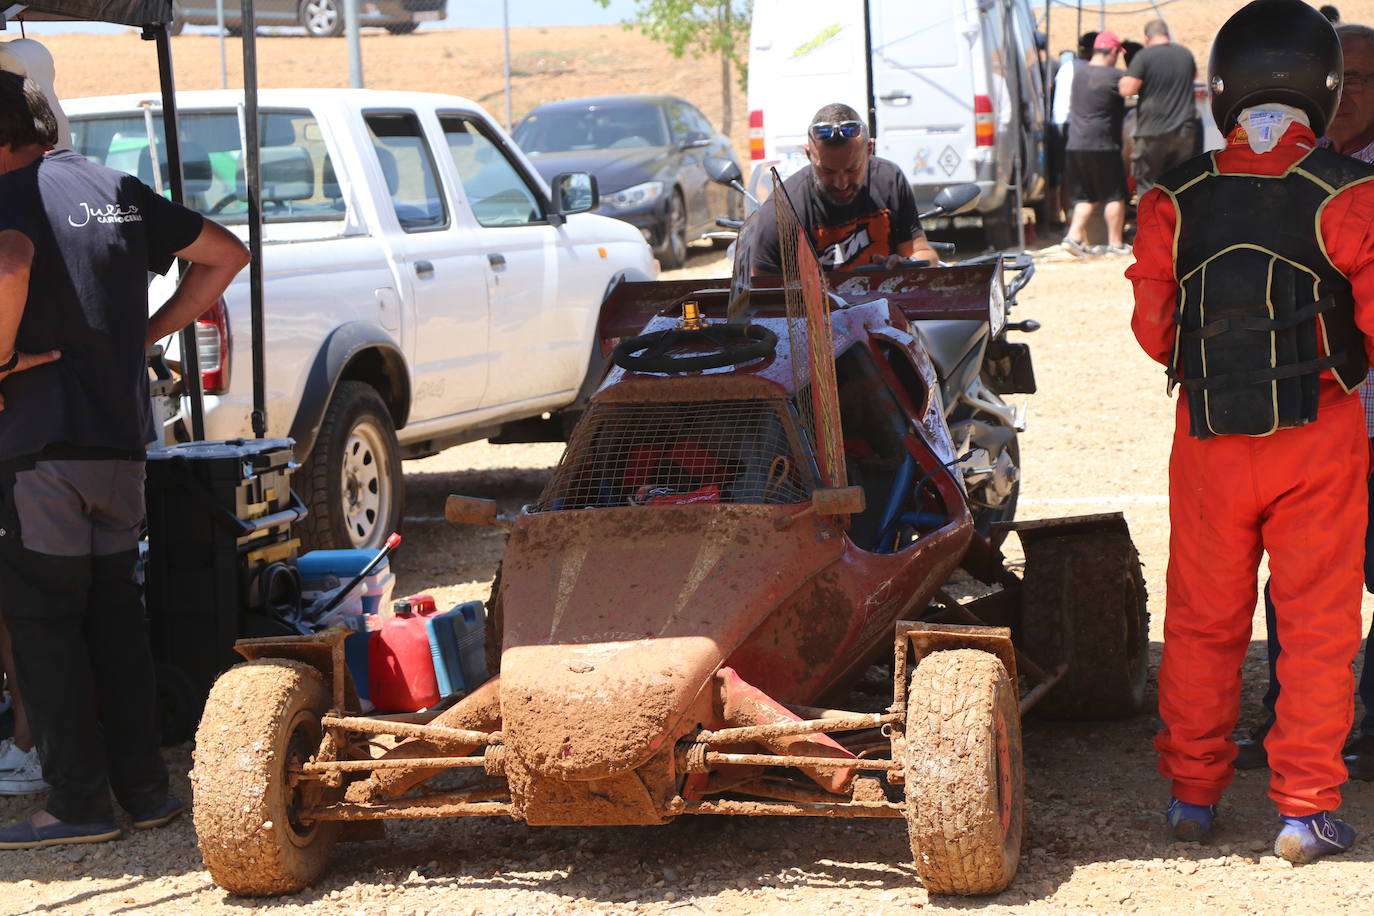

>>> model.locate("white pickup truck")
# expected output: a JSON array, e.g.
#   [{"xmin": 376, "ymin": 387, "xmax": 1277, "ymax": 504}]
[{"xmin": 62, "ymin": 89, "xmax": 658, "ymax": 550}]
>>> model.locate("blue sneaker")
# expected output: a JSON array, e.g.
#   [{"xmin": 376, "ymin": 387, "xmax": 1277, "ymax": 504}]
[
  {"xmin": 0, "ymin": 814, "xmax": 121, "ymax": 849},
  {"xmin": 1166, "ymin": 797, "xmax": 1217, "ymax": 841},
  {"xmin": 1274, "ymin": 812, "xmax": 1356, "ymax": 864}
]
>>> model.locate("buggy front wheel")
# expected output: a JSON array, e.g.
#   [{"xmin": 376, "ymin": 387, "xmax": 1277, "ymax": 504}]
[
  {"xmin": 192, "ymin": 660, "xmax": 340, "ymax": 896},
  {"xmin": 903, "ymin": 649, "xmax": 1023, "ymax": 895}
]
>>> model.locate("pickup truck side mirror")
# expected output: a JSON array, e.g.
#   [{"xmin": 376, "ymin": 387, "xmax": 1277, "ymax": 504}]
[
  {"xmin": 682, "ymin": 131, "xmax": 713, "ymax": 150},
  {"xmin": 705, "ymin": 156, "xmax": 743, "ymax": 186},
  {"xmin": 549, "ymin": 172, "xmax": 599, "ymax": 226}
]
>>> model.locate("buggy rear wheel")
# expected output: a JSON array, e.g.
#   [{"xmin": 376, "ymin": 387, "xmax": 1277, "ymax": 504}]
[
  {"xmin": 1019, "ymin": 521, "xmax": 1148, "ymax": 719},
  {"xmin": 192, "ymin": 660, "xmax": 340, "ymax": 896},
  {"xmin": 903, "ymin": 649, "xmax": 1022, "ymax": 895}
]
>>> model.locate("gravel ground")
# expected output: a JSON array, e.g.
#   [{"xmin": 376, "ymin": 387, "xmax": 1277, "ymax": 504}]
[{"xmin": 3, "ymin": 243, "xmax": 1373, "ymax": 915}]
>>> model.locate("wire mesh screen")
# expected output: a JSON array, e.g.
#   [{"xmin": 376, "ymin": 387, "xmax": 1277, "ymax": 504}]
[
  {"xmin": 531, "ymin": 400, "xmax": 814, "ymax": 512},
  {"xmin": 773, "ymin": 171, "xmax": 846, "ymax": 489}
]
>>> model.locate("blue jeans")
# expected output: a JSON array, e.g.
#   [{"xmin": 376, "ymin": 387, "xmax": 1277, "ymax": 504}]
[{"xmin": 1258, "ymin": 470, "xmax": 1374, "ymax": 738}]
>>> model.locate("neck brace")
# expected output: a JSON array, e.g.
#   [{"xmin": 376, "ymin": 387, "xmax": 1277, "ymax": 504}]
[{"xmin": 1236, "ymin": 104, "xmax": 1311, "ymax": 154}]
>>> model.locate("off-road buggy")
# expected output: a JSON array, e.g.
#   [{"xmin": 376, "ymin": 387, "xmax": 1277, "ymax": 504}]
[{"xmin": 189, "ymin": 180, "xmax": 1147, "ymax": 898}]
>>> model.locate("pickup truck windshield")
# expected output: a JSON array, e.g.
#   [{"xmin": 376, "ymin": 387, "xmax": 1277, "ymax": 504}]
[{"xmin": 69, "ymin": 109, "xmax": 346, "ymax": 225}]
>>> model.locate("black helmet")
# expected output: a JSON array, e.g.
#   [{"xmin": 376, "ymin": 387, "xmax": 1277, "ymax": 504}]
[{"xmin": 1209, "ymin": 0, "xmax": 1342, "ymax": 136}]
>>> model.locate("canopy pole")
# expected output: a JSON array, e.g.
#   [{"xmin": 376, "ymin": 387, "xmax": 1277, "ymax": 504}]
[
  {"xmin": 152, "ymin": 22, "xmax": 205, "ymax": 441},
  {"xmin": 240, "ymin": 0, "xmax": 266, "ymax": 438}
]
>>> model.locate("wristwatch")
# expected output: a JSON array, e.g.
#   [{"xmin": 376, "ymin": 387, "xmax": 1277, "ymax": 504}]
[{"xmin": 0, "ymin": 351, "xmax": 17, "ymax": 373}]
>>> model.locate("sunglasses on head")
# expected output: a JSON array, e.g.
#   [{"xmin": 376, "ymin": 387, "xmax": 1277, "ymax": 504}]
[{"xmin": 809, "ymin": 120, "xmax": 864, "ymax": 143}]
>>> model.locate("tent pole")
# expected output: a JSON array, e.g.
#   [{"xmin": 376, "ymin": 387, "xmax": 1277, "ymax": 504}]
[
  {"xmin": 239, "ymin": 0, "xmax": 266, "ymax": 438},
  {"xmin": 152, "ymin": 23, "xmax": 205, "ymax": 441}
]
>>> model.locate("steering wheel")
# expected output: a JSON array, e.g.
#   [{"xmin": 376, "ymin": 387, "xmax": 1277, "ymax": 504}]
[
  {"xmin": 612, "ymin": 324, "xmax": 777, "ymax": 373},
  {"xmin": 208, "ymin": 192, "xmax": 242, "ymax": 215}
]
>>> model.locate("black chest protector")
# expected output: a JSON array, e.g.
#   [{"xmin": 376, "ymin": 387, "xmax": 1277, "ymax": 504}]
[{"xmin": 1159, "ymin": 148, "xmax": 1373, "ymax": 439}]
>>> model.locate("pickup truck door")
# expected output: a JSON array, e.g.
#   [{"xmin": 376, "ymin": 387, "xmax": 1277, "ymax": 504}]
[
  {"xmin": 437, "ymin": 112, "xmax": 597, "ymax": 410},
  {"xmin": 363, "ymin": 110, "xmax": 491, "ymax": 422}
]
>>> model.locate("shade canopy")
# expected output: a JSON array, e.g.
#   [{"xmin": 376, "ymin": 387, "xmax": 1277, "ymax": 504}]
[{"xmin": 5, "ymin": 0, "xmax": 173, "ymax": 27}]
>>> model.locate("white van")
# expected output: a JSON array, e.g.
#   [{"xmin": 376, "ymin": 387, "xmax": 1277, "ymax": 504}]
[{"xmin": 746, "ymin": 0, "xmax": 1047, "ymax": 247}]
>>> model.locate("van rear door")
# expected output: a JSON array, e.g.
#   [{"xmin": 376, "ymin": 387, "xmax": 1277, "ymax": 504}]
[
  {"xmin": 747, "ymin": 0, "xmax": 867, "ymax": 168},
  {"xmin": 869, "ymin": 0, "xmax": 979, "ymax": 197}
]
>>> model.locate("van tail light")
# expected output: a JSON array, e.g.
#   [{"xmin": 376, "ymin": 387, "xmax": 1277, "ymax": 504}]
[
  {"xmin": 974, "ymin": 95, "xmax": 994, "ymax": 147},
  {"xmin": 749, "ymin": 109, "xmax": 765, "ymax": 160},
  {"xmin": 195, "ymin": 297, "xmax": 231, "ymax": 395}
]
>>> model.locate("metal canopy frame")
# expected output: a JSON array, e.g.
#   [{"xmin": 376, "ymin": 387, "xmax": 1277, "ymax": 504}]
[{"xmin": 1, "ymin": 0, "xmax": 269, "ymax": 439}]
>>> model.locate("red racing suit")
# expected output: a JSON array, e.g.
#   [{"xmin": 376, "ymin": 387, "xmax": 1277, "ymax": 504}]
[{"xmin": 1128, "ymin": 122, "xmax": 1374, "ymax": 816}]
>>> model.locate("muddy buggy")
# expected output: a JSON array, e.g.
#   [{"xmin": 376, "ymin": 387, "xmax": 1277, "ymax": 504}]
[{"xmin": 189, "ymin": 182, "xmax": 1148, "ymax": 898}]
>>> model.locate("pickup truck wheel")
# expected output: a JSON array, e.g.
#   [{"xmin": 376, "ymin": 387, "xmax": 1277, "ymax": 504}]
[
  {"xmin": 656, "ymin": 190, "xmax": 688, "ymax": 270},
  {"xmin": 385, "ymin": 22, "xmax": 418, "ymax": 34},
  {"xmin": 297, "ymin": 381, "xmax": 403, "ymax": 551},
  {"xmin": 299, "ymin": 0, "xmax": 343, "ymax": 37}
]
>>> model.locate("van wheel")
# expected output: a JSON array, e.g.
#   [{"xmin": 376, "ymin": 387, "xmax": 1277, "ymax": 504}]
[
  {"xmin": 982, "ymin": 196, "xmax": 1020, "ymax": 252},
  {"xmin": 297, "ymin": 382, "xmax": 404, "ymax": 551}
]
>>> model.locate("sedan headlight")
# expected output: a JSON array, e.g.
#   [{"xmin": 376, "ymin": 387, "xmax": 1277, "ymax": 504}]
[{"xmin": 601, "ymin": 180, "xmax": 665, "ymax": 212}]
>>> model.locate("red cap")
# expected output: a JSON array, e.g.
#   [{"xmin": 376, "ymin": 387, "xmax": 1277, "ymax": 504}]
[{"xmin": 1093, "ymin": 30, "xmax": 1122, "ymax": 52}]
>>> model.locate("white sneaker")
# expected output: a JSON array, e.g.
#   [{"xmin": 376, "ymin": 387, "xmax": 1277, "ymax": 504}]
[
  {"xmin": 0, "ymin": 737, "xmax": 28, "ymax": 772},
  {"xmin": 0, "ymin": 746, "xmax": 47, "ymax": 795}
]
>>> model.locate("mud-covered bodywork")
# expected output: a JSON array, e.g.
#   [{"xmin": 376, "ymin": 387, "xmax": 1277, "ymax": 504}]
[{"xmin": 193, "ymin": 200, "xmax": 1149, "ymax": 899}]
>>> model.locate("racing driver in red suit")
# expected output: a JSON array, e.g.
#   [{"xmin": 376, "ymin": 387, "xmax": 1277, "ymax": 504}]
[{"xmin": 1128, "ymin": 0, "xmax": 1374, "ymax": 863}]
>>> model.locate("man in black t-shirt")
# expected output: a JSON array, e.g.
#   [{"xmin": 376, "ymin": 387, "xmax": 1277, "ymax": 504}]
[
  {"xmin": 0, "ymin": 73, "xmax": 248, "ymax": 849},
  {"xmin": 1062, "ymin": 31, "xmax": 1130, "ymax": 255},
  {"xmin": 751, "ymin": 103, "xmax": 937, "ymax": 276},
  {"xmin": 1119, "ymin": 19, "xmax": 1200, "ymax": 196}
]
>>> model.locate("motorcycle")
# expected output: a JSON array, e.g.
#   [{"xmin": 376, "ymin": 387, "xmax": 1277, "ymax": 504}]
[{"xmin": 704, "ymin": 157, "xmax": 1039, "ymax": 541}]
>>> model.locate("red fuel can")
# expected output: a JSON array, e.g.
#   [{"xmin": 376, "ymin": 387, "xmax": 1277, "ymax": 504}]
[{"xmin": 369, "ymin": 596, "xmax": 442, "ymax": 711}]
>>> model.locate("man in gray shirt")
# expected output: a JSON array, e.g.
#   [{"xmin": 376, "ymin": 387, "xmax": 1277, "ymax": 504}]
[{"xmin": 1119, "ymin": 19, "xmax": 1200, "ymax": 196}]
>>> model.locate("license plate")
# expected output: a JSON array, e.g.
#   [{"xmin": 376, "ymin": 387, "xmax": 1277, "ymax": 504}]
[{"xmin": 413, "ymin": 10, "xmax": 441, "ymax": 20}]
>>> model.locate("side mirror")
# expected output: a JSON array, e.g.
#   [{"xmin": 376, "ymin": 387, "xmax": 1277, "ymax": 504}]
[
  {"xmin": 931, "ymin": 183, "xmax": 981, "ymax": 215},
  {"xmin": 705, "ymin": 156, "xmax": 743, "ymax": 186},
  {"xmin": 550, "ymin": 171, "xmax": 599, "ymax": 217},
  {"xmin": 445, "ymin": 495, "xmax": 514, "ymax": 531},
  {"xmin": 682, "ymin": 131, "xmax": 712, "ymax": 150},
  {"xmin": 811, "ymin": 486, "xmax": 866, "ymax": 516}
]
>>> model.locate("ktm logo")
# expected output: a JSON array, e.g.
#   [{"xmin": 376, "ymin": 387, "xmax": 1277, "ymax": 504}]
[
  {"xmin": 820, "ymin": 227, "xmax": 873, "ymax": 268},
  {"xmin": 811, "ymin": 209, "xmax": 892, "ymax": 269}
]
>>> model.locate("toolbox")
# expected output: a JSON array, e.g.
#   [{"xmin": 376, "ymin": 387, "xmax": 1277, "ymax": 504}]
[{"xmin": 144, "ymin": 438, "xmax": 307, "ymax": 741}]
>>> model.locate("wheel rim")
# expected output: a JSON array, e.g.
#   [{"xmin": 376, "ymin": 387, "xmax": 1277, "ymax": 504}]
[
  {"xmin": 304, "ymin": 0, "xmax": 338, "ymax": 33},
  {"xmin": 668, "ymin": 195, "xmax": 686, "ymax": 262},
  {"xmin": 282, "ymin": 708, "xmax": 325, "ymax": 846},
  {"xmin": 340, "ymin": 418, "xmax": 391, "ymax": 548}
]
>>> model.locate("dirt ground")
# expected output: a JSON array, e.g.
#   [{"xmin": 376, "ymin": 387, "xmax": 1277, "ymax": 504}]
[{"xmin": 4, "ymin": 1, "xmax": 1374, "ymax": 913}]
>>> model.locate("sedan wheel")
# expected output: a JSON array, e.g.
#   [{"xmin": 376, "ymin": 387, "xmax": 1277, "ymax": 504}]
[
  {"xmin": 657, "ymin": 190, "xmax": 688, "ymax": 270},
  {"xmin": 299, "ymin": 0, "xmax": 343, "ymax": 37}
]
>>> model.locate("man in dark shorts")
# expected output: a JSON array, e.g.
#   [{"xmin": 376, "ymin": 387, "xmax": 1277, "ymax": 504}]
[
  {"xmin": 1062, "ymin": 31, "xmax": 1129, "ymax": 256},
  {"xmin": 1048, "ymin": 32, "xmax": 1099, "ymax": 229},
  {"xmin": 0, "ymin": 72, "xmax": 249, "ymax": 848},
  {"xmin": 1119, "ymin": 19, "xmax": 1200, "ymax": 197},
  {"xmin": 751, "ymin": 103, "xmax": 937, "ymax": 275}
]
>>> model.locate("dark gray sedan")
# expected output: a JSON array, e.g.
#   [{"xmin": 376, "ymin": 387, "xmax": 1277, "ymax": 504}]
[{"xmin": 513, "ymin": 95, "xmax": 740, "ymax": 269}]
